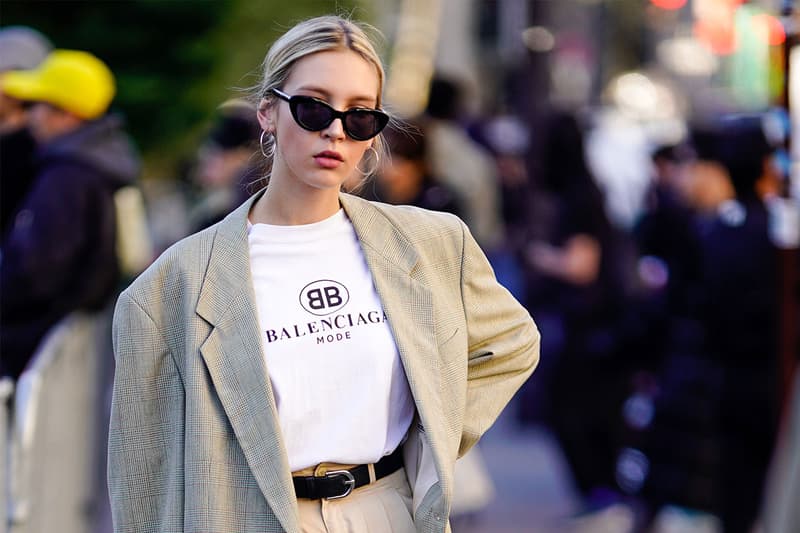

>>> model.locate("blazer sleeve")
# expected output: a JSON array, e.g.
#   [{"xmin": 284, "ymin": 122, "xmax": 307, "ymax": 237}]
[
  {"xmin": 108, "ymin": 291, "xmax": 185, "ymax": 532},
  {"xmin": 458, "ymin": 221, "xmax": 540, "ymax": 457}
]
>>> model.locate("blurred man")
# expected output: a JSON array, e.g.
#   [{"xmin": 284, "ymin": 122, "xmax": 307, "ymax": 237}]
[
  {"xmin": 693, "ymin": 118, "xmax": 781, "ymax": 533},
  {"xmin": 632, "ymin": 118, "xmax": 782, "ymax": 532},
  {"xmin": 187, "ymin": 98, "xmax": 261, "ymax": 232},
  {"xmin": 0, "ymin": 50, "xmax": 140, "ymax": 379},
  {"xmin": 0, "ymin": 26, "xmax": 52, "ymax": 239}
]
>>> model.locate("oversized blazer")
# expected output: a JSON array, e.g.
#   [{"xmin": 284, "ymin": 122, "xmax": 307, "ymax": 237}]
[{"xmin": 108, "ymin": 191, "xmax": 540, "ymax": 533}]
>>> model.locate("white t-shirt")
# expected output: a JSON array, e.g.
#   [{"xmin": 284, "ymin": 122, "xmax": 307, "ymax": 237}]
[{"xmin": 248, "ymin": 209, "xmax": 415, "ymax": 471}]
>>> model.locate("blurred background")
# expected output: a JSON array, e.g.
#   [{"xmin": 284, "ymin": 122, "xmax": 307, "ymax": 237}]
[{"xmin": 0, "ymin": 0, "xmax": 798, "ymax": 532}]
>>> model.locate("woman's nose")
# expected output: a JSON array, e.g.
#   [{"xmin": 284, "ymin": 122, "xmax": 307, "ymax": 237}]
[{"xmin": 322, "ymin": 116, "xmax": 346, "ymax": 141}]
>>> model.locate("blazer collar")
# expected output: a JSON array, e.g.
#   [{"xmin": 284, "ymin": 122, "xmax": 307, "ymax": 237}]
[
  {"xmin": 195, "ymin": 191, "xmax": 448, "ymax": 527},
  {"xmin": 338, "ymin": 193, "xmax": 420, "ymax": 275},
  {"xmin": 195, "ymin": 192, "xmax": 422, "ymax": 323}
]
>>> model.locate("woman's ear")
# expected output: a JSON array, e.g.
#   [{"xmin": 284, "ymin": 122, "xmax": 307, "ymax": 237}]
[{"xmin": 257, "ymin": 98, "xmax": 275, "ymax": 134}]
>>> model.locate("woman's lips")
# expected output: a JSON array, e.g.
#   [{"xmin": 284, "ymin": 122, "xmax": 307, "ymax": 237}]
[{"xmin": 314, "ymin": 150, "xmax": 343, "ymax": 169}]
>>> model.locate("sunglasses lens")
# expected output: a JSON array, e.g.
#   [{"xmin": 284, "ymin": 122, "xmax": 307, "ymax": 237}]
[
  {"xmin": 345, "ymin": 111, "xmax": 387, "ymax": 141},
  {"xmin": 287, "ymin": 94, "xmax": 388, "ymax": 140},
  {"xmin": 294, "ymin": 99, "xmax": 334, "ymax": 131}
]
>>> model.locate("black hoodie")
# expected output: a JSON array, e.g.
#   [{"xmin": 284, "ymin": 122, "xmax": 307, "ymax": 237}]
[{"xmin": 0, "ymin": 114, "xmax": 140, "ymax": 379}]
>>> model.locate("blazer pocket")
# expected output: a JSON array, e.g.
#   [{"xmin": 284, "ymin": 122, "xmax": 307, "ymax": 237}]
[
  {"xmin": 437, "ymin": 327, "xmax": 467, "ymax": 363},
  {"xmin": 468, "ymin": 350, "xmax": 494, "ymax": 365},
  {"xmin": 439, "ymin": 327, "xmax": 459, "ymax": 346}
]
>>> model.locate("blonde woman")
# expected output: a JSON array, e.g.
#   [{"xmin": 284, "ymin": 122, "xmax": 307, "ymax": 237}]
[{"xmin": 108, "ymin": 15, "xmax": 539, "ymax": 533}]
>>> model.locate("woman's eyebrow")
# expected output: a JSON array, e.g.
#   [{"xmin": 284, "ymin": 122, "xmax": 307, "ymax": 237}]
[{"xmin": 294, "ymin": 85, "xmax": 377, "ymax": 106}]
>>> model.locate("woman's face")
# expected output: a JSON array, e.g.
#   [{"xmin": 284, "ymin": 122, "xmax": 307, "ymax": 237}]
[{"xmin": 260, "ymin": 49, "xmax": 380, "ymax": 194}]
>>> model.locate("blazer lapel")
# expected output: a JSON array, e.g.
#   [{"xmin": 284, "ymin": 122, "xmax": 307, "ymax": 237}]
[
  {"xmin": 340, "ymin": 194, "xmax": 451, "ymax": 493},
  {"xmin": 196, "ymin": 195, "xmax": 300, "ymax": 533}
]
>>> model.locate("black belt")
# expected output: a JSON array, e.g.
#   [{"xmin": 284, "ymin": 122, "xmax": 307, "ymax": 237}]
[{"xmin": 292, "ymin": 447, "xmax": 404, "ymax": 500}]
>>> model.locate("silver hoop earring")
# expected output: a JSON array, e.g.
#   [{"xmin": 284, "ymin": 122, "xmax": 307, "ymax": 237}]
[
  {"xmin": 260, "ymin": 130, "xmax": 271, "ymax": 158},
  {"xmin": 357, "ymin": 146, "xmax": 380, "ymax": 176}
]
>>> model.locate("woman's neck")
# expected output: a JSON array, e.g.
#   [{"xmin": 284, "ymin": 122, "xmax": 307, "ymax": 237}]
[{"xmin": 249, "ymin": 180, "xmax": 341, "ymax": 226}]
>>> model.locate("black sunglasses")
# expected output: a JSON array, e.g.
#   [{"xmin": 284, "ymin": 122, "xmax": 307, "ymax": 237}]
[{"xmin": 270, "ymin": 88, "xmax": 389, "ymax": 141}]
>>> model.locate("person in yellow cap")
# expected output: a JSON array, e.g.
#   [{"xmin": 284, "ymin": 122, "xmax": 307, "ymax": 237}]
[
  {"xmin": 0, "ymin": 26, "xmax": 52, "ymax": 239},
  {"xmin": 2, "ymin": 49, "xmax": 116, "ymax": 139},
  {"xmin": 0, "ymin": 49, "xmax": 141, "ymax": 380}
]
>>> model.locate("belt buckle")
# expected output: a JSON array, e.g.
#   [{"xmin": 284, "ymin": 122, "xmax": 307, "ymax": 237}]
[{"xmin": 324, "ymin": 469, "xmax": 356, "ymax": 500}]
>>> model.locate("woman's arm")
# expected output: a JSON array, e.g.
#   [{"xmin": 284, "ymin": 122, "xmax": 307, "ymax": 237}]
[
  {"xmin": 458, "ymin": 222, "xmax": 540, "ymax": 457},
  {"xmin": 525, "ymin": 234, "xmax": 601, "ymax": 286},
  {"xmin": 108, "ymin": 291, "xmax": 185, "ymax": 532}
]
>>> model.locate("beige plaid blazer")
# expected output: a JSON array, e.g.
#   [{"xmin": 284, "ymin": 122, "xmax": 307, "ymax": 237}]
[{"xmin": 108, "ymin": 192, "xmax": 540, "ymax": 532}]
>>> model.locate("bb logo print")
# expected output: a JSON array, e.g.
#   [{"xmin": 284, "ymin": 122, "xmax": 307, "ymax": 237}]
[{"xmin": 299, "ymin": 280, "xmax": 350, "ymax": 316}]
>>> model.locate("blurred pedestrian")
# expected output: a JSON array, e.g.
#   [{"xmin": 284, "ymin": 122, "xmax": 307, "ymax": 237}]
[
  {"xmin": 468, "ymin": 107, "xmax": 533, "ymax": 302},
  {"xmin": 424, "ymin": 76, "xmax": 504, "ymax": 251},
  {"xmin": 690, "ymin": 117, "xmax": 781, "ymax": 533},
  {"xmin": 108, "ymin": 14, "xmax": 539, "ymax": 533},
  {"xmin": 473, "ymin": 110, "xmax": 532, "ymax": 248},
  {"xmin": 616, "ymin": 141, "xmax": 712, "ymax": 525},
  {"xmin": 0, "ymin": 49, "xmax": 140, "ymax": 379},
  {"xmin": 519, "ymin": 110, "xmax": 634, "ymax": 508},
  {"xmin": 187, "ymin": 98, "xmax": 262, "ymax": 232},
  {"xmin": 365, "ymin": 120, "xmax": 462, "ymax": 216},
  {"xmin": 630, "ymin": 143, "xmax": 703, "ymax": 379},
  {"xmin": 0, "ymin": 26, "xmax": 52, "ymax": 240},
  {"xmin": 623, "ymin": 118, "xmax": 784, "ymax": 531}
]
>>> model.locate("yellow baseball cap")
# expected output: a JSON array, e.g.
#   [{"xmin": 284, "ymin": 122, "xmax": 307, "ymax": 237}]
[{"xmin": 1, "ymin": 49, "xmax": 115, "ymax": 120}]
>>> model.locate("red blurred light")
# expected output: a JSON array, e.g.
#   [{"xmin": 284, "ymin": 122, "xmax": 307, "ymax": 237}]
[
  {"xmin": 751, "ymin": 14, "xmax": 786, "ymax": 46},
  {"xmin": 694, "ymin": 19, "xmax": 737, "ymax": 55},
  {"xmin": 651, "ymin": 0, "xmax": 687, "ymax": 9}
]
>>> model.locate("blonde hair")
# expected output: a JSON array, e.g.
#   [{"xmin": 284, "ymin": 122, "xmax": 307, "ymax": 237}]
[{"xmin": 254, "ymin": 15, "xmax": 388, "ymax": 185}]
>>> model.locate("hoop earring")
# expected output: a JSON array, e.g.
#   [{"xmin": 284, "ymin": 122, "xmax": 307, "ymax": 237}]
[
  {"xmin": 357, "ymin": 146, "xmax": 380, "ymax": 176},
  {"xmin": 260, "ymin": 130, "xmax": 271, "ymax": 158}
]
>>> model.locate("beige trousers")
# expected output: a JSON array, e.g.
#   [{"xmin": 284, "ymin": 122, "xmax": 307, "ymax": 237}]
[{"xmin": 294, "ymin": 463, "xmax": 415, "ymax": 533}]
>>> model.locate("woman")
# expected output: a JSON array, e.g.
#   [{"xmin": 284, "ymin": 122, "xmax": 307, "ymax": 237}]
[
  {"xmin": 518, "ymin": 111, "xmax": 631, "ymax": 497},
  {"xmin": 108, "ymin": 15, "xmax": 539, "ymax": 533}
]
